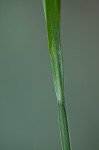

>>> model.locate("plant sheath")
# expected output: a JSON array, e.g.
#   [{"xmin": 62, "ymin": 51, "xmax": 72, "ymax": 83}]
[{"xmin": 42, "ymin": 0, "xmax": 71, "ymax": 150}]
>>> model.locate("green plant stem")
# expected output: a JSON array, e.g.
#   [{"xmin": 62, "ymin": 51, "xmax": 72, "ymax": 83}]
[
  {"xmin": 58, "ymin": 101, "xmax": 71, "ymax": 150},
  {"xmin": 42, "ymin": 0, "xmax": 71, "ymax": 150}
]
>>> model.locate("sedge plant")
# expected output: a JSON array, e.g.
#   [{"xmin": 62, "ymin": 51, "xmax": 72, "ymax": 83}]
[{"xmin": 42, "ymin": 0, "xmax": 71, "ymax": 150}]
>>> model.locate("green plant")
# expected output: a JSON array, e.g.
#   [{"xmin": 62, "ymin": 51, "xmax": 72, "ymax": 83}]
[{"xmin": 42, "ymin": 0, "xmax": 71, "ymax": 150}]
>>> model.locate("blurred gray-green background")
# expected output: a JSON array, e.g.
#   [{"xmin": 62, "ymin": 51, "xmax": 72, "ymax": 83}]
[{"xmin": 0, "ymin": 0, "xmax": 99, "ymax": 150}]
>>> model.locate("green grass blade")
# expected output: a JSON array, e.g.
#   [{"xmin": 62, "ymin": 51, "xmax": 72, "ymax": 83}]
[
  {"xmin": 42, "ymin": 0, "xmax": 71, "ymax": 150},
  {"xmin": 43, "ymin": 0, "xmax": 63, "ymax": 104}
]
